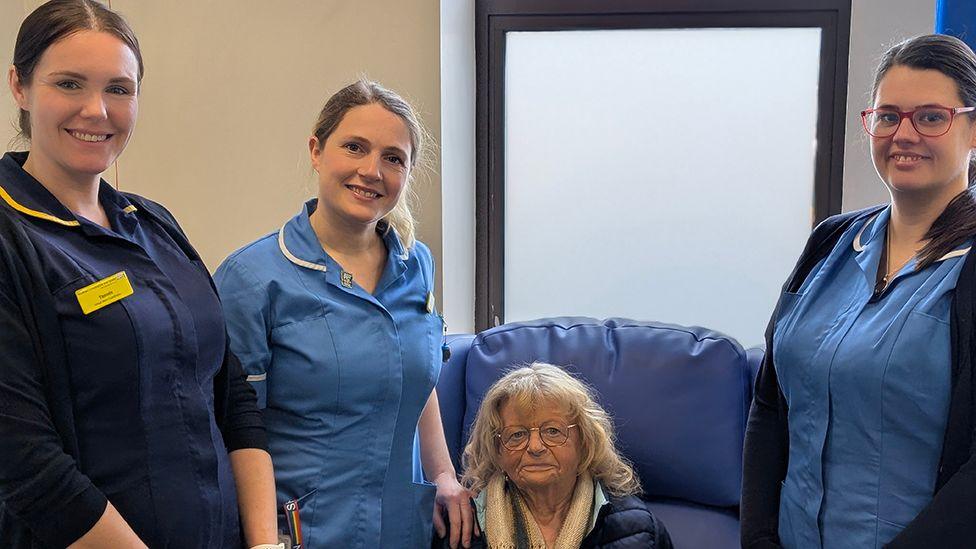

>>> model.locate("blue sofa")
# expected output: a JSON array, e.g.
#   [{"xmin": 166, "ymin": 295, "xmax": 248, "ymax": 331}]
[{"xmin": 435, "ymin": 317, "xmax": 762, "ymax": 548}]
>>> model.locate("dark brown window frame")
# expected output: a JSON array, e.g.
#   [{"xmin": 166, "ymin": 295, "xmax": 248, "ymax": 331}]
[{"xmin": 475, "ymin": 0, "xmax": 852, "ymax": 332}]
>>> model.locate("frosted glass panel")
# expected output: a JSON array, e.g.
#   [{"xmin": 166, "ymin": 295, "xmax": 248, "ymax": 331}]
[{"xmin": 504, "ymin": 28, "xmax": 822, "ymax": 346}]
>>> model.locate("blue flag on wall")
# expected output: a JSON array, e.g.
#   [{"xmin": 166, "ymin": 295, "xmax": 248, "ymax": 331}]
[{"xmin": 936, "ymin": 0, "xmax": 976, "ymax": 51}]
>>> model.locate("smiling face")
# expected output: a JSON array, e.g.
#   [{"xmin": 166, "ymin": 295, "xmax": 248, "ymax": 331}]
[
  {"xmin": 496, "ymin": 399, "xmax": 581, "ymax": 498},
  {"xmin": 9, "ymin": 30, "xmax": 139, "ymax": 186},
  {"xmin": 870, "ymin": 65, "xmax": 976, "ymax": 200},
  {"xmin": 309, "ymin": 103, "xmax": 412, "ymax": 231}
]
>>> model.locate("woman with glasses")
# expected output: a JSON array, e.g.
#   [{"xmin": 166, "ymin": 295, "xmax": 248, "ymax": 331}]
[
  {"xmin": 742, "ymin": 34, "xmax": 976, "ymax": 548},
  {"xmin": 451, "ymin": 363, "xmax": 672, "ymax": 549}
]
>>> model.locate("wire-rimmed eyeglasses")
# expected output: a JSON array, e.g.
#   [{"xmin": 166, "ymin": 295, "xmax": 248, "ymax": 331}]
[
  {"xmin": 861, "ymin": 105, "xmax": 976, "ymax": 138},
  {"xmin": 495, "ymin": 422, "xmax": 578, "ymax": 451}
]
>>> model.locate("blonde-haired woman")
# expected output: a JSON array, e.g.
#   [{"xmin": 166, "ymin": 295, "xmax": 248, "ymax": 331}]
[
  {"xmin": 450, "ymin": 363, "xmax": 672, "ymax": 549},
  {"xmin": 216, "ymin": 80, "xmax": 471, "ymax": 548}
]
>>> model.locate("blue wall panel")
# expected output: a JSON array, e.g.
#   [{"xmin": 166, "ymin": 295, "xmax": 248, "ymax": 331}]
[{"xmin": 937, "ymin": 0, "xmax": 976, "ymax": 51}]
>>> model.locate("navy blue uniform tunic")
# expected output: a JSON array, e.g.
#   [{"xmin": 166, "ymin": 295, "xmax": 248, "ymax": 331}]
[{"xmin": 0, "ymin": 152, "xmax": 241, "ymax": 546}]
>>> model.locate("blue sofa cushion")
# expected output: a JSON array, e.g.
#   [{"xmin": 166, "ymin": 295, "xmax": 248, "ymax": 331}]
[
  {"xmin": 645, "ymin": 498, "xmax": 740, "ymax": 549},
  {"xmin": 462, "ymin": 317, "xmax": 752, "ymax": 508}
]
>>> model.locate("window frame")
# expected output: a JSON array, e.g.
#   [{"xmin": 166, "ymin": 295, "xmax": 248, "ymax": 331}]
[{"xmin": 475, "ymin": 0, "xmax": 852, "ymax": 331}]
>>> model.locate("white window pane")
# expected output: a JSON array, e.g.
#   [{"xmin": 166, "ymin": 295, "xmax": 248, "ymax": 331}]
[{"xmin": 504, "ymin": 27, "xmax": 821, "ymax": 346}]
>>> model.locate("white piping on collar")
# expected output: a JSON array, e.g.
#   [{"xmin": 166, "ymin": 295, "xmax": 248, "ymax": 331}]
[
  {"xmin": 278, "ymin": 224, "xmax": 328, "ymax": 272},
  {"xmin": 852, "ymin": 211, "xmax": 972, "ymax": 262},
  {"xmin": 378, "ymin": 223, "xmax": 410, "ymax": 261},
  {"xmin": 852, "ymin": 212, "xmax": 881, "ymax": 252},
  {"xmin": 938, "ymin": 247, "xmax": 972, "ymax": 261}
]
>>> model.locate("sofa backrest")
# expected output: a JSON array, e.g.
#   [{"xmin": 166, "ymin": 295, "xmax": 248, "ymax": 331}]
[{"xmin": 439, "ymin": 317, "xmax": 757, "ymax": 509}]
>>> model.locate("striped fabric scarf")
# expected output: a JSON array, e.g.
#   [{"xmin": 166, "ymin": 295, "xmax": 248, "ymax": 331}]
[{"xmin": 483, "ymin": 473, "xmax": 594, "ymax": 549}]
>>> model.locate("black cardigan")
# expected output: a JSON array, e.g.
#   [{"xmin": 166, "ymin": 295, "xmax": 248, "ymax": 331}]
[
  {"xmin": 0, "ymin": 185, "xmax": 267, "ymax": 547},
  {"xmin": 741, "ymin": 205, "xmax": 976, "ymax": 548}
]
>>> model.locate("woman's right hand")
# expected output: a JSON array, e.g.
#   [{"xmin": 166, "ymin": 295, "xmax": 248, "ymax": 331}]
[{"xmin": 432, "ymin": 472, "xmax": 478, "ymax": 549}]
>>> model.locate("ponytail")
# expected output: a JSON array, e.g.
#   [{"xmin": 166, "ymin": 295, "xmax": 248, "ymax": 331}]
[{"xmin": 918, "ymin": 183, "xmax": 976, "ymax": 269}]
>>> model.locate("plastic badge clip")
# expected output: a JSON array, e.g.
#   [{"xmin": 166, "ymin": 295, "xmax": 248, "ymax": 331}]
[{"xmin": 440, "ymin": 314, "xmax": 451, "ymax": 362}]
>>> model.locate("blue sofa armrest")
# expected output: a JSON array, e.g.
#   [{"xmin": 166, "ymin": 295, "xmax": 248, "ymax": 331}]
[{"xmin": 437, "ymin": 334, "xmax": 476, "ymax": 473}]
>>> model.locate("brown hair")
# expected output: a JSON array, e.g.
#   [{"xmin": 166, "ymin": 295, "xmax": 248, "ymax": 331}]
[
  {"xmin": 311, "ymin": 78, "xmax": 428, "ymax": 250},
  {"xmin": 460, "ymin": 363, "xmax": 641, "ymax": 498},
  {"xmin": 873, "ymin": 34, "xmax": 976, "ymax": 268},
  {"xmin": 13, "ymin": 0, "xmax": 144, "ymax": 140}
]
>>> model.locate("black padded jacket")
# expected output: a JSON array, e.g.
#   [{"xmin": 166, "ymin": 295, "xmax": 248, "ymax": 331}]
[{"xmin": 434, "ymin": 494, "xmax": 674, "ymax": 549}]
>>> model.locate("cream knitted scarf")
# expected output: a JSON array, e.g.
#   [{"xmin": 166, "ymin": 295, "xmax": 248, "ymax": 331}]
[{"xmin": 483, "ymin": 473, "xmax": 594, "ymax": 549}]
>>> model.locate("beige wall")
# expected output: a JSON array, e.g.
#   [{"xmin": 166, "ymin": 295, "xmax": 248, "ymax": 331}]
[
  {"xmin": 1, "ymin": 3, "xmax": 27, "ymax": 145},
  {"xmin": 843, "ymin": 0, "xmax": 934, "ymax": 210},
  {"xmin": 2, "ymin": 1, "xmax": 443, "ymax": 298}
]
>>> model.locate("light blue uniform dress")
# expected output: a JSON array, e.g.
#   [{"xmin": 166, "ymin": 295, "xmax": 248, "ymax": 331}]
[
  {"xmin": 773, "ymin": 206, "xmax": 971, "ymax": 548},
  {"xmin": 215, "ymin": 199, "xmax": 442, "ymax": 548}
]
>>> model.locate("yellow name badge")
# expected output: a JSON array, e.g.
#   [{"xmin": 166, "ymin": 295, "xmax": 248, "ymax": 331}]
[{"xmin": 75, "ymin": 271, "xmax": 134, "ymax": 315}]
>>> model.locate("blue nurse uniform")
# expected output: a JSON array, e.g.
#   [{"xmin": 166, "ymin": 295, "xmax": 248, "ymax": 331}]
[
  {"xmin": 215, "ymin": 199, "xmax": 442, "ymax": 548},
  {"xmin": 773, "ymin": 207, "xmax": 969, "ymax": 548}
]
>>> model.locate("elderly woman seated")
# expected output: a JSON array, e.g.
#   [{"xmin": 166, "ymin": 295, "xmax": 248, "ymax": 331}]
[{"xmin": 447, "ymin": 363, "xmax": 672, "ymax": 549}]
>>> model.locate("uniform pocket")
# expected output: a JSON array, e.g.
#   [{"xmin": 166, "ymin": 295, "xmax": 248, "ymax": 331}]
[
  {"xmin": 876, "ymin": 516, "xmax": 907, "ymax": 545},
  {"xmin": 277, "ymin": 487, "xmax": 319, "ymax": 548},
  {"xmin": 877, "ymin": 311, "xmax": 950, "ymax": 529},
  {"xmin": 268, "ymin": 317, "xmax": 339, "ymax": 414},
  {"xmin": 412, "ymin": 481, "xmax": 437, "ymax": 546},
  {"xmin": 53, "ymin": 274, "xmax": 140, "ymax": 435}
]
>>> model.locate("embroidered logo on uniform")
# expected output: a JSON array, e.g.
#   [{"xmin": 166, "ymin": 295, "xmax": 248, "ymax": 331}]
[{"xmin": 340, "ymin": 271, "xmax": 354, "ymax": 288}]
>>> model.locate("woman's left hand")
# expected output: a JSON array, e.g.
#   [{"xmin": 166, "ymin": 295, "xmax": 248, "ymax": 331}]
[{"xmin": 432, "ymin": 472, "xmax": 478, "ymax": 548}]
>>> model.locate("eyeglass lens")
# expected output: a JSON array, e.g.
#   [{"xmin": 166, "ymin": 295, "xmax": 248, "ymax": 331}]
[
  {"xmin": 500, "ymin": 422, "xmax": 571, "ymax": 450},
  {"xmin": 865, "ymin": 108, "xmax": 953, "ymax": 137}
]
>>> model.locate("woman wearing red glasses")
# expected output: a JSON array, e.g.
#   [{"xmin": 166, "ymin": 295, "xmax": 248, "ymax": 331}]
[{"xmin": 741, "ymin": 34, "xmax": 976, "ymax": 548}]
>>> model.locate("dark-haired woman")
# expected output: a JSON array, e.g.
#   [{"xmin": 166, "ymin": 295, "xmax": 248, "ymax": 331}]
[
  {"xmin": 0, "ymin": 1, "xmax": 277, "ymax": 547},
  {"xmin": 742, "ymin": 34, "xmax": 976, "ymax": 548}
]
